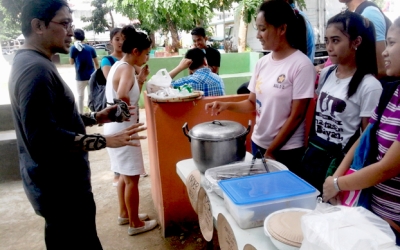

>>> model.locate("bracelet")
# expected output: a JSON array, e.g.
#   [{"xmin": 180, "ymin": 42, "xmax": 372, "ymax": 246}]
[{"xmin": 333, "ymin": 177, "xmax": 341, "ymax": 192}]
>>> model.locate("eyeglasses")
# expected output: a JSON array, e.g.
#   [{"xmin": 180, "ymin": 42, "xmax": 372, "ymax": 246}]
[{"xmin": 50, "ymin": 21, "xmax": 75, "ymax": 31}]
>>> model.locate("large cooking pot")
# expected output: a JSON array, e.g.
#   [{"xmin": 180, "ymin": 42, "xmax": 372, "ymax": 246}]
[{"xmin": 182, "ymin": 120, "xmax": 251, "ymax": 173}]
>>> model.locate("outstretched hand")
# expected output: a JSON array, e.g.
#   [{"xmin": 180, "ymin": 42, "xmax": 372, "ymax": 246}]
[
  {"xmin": 205, "ymin": 101, "xmax": 227, "ymax": 116},
  {"xmin": 105, "ymin": 122, "xmax": 147, "ymax": 148}
]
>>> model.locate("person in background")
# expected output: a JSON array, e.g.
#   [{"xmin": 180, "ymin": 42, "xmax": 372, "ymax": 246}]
[
  {"xmin": 70, "ymin": 28, "xmax": 99, "ymax": 113},
  {"xmin": 104, "ymin": 25, "xmax": 157, "ymax": 236},
  {"xmin": 298, "ymin": 11, "xmax": 382, "ymax": 193},
  {"xmin": 169, "ymin": 48, "xmax": 225, "ymax": 96},
  {"xmin": 102, "ymin": 28, "xmax": 148, "ymax": 187},
  {"xmin": 236, "ymin": 0, "xmax": 315, "ymax": 94},
  {"xmin": 8, "ymin": 0, "xmax": 147, "ymax": 248},
  {"xmin": 205, "ymin": 0, "xmax": 315, "ymax": 173},
  {"xmin": 191, "ymin": 27, "xmax": 221, "ymax": 74},
  {"xmin": 339, "ymin": 0, "xmax": 389, "ymax": 79},
  {"xmin": 323, "ymin": 17, "xmax": 400, "ymax": 244}
]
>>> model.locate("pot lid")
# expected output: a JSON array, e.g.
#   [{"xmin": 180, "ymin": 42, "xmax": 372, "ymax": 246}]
[{"xmin": 189, "ymin": 120, "xmax": 246, "ymax": 140}]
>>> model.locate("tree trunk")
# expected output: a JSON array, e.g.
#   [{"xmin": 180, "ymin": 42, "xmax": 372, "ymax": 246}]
[
  {"xmin": 238, "ymin": 10, "xmax": 248, "ymax": 53},
  {"xmin": 109, "ymin": 11, "xmax": 115, "ymax": 28},
  {"xmin": 150, "ymin": 32, "xmax": 156, "ymax": 49},
  {"xmin": 166, "ymin": 14, "xmax": 180, "ymax": 53}
]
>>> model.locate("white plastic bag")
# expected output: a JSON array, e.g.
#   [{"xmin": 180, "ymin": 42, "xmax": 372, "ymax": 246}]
[
  {"xmin": 300, "ymin": 203, "xmax": 398, "ymax": 250},
  {"xmin": 146, "ymin": 69, "xmax": 172, "ymax": 94}
]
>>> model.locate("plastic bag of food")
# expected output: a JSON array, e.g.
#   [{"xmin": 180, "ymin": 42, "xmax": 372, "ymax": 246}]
[
  {"xmin": 300, "ymin": 203, "xmax": 398, "ymax": 250},
  {"xmin": 146, "ymin": 69, "xmax": 172, "ymax": 94}
]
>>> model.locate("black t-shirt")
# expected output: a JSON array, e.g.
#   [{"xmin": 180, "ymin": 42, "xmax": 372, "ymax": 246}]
[
  {"xmin": 8, "ymin": 49, "xmax": 90, "ymax": 212},
  {"xmin": 205, "ymin": 46, "xmax": 221, "ymax": 68}
]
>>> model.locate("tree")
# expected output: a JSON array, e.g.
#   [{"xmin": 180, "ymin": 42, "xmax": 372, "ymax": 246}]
[
  {"xmin": 112, "ymin": 0, "xmax": 235, "ymax": 52},
  {"xmin": 81, "ymin": 0, "xmax": 115, "ymax": 34},
  {"xmin": 0, "ymin": 0, "xmax": 23, "ymax": 60},
  {"xmin": 237, "ymin": 0, "xmax": 307, "ymax": 53}
]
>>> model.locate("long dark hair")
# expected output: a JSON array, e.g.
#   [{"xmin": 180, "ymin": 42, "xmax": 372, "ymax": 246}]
[
  {"xmin": 327, "ymin": 11, "xmax": 377, "ymax": 98},
  {"xmin": 121, "ymin": 25, "xmax": 152, "ymax": 53},
  {"xmin": 258, "ymin": 0, "xmax": 307, "ymax": 55}
]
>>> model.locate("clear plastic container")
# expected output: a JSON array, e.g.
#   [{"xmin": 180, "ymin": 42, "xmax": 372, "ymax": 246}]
[
  {"xmin": 218, "ymin": 171, "xmax": 320, "ymax": 229},
  {"xmin": 203, "ymin": 159, "xmax": 288, "ymax": 198}
]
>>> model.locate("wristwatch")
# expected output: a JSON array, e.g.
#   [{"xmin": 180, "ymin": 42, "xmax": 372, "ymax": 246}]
[{"xmin": 333, "ymin": 177, "xmax": 341, "ymax": 192}]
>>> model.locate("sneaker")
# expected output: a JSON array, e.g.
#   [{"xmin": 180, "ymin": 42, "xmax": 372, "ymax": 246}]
[
  {"xmin": 118, "ymin": 214, "xmax": 149, "ymax": 225},
  {"xmin": 140, "ymin": 173, "xmax": 148, "ymax": 177},
  {"xmin": 128, "ymin": 220, "xmax": 157, "ymax": 235}
]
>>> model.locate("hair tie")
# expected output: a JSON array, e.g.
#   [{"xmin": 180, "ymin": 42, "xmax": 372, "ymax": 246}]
[{"xmin": 293, "ymin": 8, "xmax": 299, "ymax": 15}]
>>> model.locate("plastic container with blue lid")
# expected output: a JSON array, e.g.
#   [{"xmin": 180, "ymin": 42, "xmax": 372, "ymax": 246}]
[{"xmin": 218, "ymin": 170, "xmax": 320, "ymax": 229}]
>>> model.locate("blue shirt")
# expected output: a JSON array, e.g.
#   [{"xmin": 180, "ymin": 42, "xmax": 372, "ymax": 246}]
[
  {"xmin": 361, "ymin": 6, "xmax": 386, "ymax": 42},
  {"xmin": 171, "ymin": 67, "xmax": 225, "ymax": 96},
  {"xmin": 290, "ymin": 3, "xmax": 315, "ymax": 62},
  {"xmin": 70, "ymin": 44, "xmax": 97, "ymax": 81}
]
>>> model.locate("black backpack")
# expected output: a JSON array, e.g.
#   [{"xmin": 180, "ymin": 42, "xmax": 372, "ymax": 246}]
[
  {"xmin": 354, "ymin": 1, "xmax": 392, "ymax": 37},
  {"xmin": 88, "ymin": 56, "xmax": 116, "ymax": 112}
]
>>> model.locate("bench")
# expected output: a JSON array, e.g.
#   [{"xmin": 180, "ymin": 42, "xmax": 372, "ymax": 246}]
[{"xmin": 0, "ymin": 105, "xmax": 20, "ymax": 182}]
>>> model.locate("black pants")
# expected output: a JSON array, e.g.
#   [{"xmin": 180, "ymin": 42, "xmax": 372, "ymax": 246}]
[
  {"xmin": 37, "ymin": 192, "xmax": 102, "ymax": 250},
  {"xmin": 251, "ymin": 141, "xmax": 305, "ymax": 176}
]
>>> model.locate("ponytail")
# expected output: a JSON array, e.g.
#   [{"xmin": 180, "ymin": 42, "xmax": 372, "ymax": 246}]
[{"xmin": 258, "ymin": 0, "xmax": 307, "ymax": 55}]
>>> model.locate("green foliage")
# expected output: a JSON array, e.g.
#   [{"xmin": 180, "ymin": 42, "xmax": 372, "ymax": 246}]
[
  {"xmin": 81, "ymin": 0, "xmax": 114, "ymax": 33},
  {"xmin": 372, "ymin": 0, "xmax": 385, "ymax": 8},
  {"xmin": 0, "ymin": 0, "xmax": 23, "ymax": 41}
]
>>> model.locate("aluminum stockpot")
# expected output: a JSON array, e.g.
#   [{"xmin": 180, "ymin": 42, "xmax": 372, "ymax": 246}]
[{"xmin": 182, "ymin": 120, "xmax": 251, "ymax": 173}]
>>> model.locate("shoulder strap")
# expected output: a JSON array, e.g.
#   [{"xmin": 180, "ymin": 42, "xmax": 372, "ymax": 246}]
[
  {"xmin": 319, "ymin": 65, "xmax": 337, "ymax": 90},
  {"xmin": 375, "ymin": 80, "xmax": 400, "ymax": 123},
  {"xmin": 354, "ymin": 1, "xmax": 392, "ymax": 37},
  {"xmin": 105, "ymin": 56, "xmax": 116, "ymax": 65}
]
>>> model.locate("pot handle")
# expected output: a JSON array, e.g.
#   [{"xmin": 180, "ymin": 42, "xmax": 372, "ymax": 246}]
[
  {"xmin": 182, "ymin": 122, "xmax": 191, "ymax": 142},
  {"xmin": 211, "ymin": 120, "xmax": 223, "ymax": 126},
  {"xmin": 245, "ymin": 120, "xmax": 252, "ymax": 135}
]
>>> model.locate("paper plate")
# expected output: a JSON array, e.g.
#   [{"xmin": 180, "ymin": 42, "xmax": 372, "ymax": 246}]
[
  {"xmin": 185, "ymin": 169, "xmax": 201, "ymax": 214},
  {"xmin": 150, "ymin": 91, "xmax": 204, "ymax": 102},
  {"xmin": 197, "ymin": 187, "xmax": 213, "ymax": 242},
  {"xmin": 243, "ymin": 244, "xmax": 257, "ymax": 250},
  {"xmin": 217, "ymin": 213, "xmax": 238, "ymax": 250},
  {"xmin": 263, "ymin": 208, "xmax": 312, "ymax": 250}
]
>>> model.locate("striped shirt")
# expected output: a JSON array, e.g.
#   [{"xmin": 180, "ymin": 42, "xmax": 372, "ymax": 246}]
[
  {"xmin": 370, "ymin": 86, "xmax": 400, "ymax": 223},
  {"xmin": 171, "ymin": 67, "xmax": 225, "ymax": 96}
]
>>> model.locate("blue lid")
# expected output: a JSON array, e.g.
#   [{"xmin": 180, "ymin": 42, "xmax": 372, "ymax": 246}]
[{"xmin": 218, "ymin": 170, "xmax": 317, "ymax": 205}]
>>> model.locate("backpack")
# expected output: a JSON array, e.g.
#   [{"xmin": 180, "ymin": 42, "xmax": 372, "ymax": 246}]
[
  {"xmin": 88, "ymin": 56, "xmax": 116, "ymax": 112},
  {"xmin": 354, "ymin": 1, "xmax": 392, "ymax": 37}
]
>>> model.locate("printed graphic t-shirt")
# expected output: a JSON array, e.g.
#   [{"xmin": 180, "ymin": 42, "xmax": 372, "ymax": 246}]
[
  {"xmin": 248, "ymin": 50, "xmax": 315, "ymax": 150},
  {"xmin": 315, "ymin": 68, "xmax": 382, "ymax": 148}
]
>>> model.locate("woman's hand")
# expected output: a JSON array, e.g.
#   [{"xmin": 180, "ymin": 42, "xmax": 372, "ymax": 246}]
[
  {"xmin": 322, "ymin": 176, "xmax": 340, "ymax": 202},
  {"xmin": 205, "ymin": 101, "xmax": 228, "ymax": 116},
  {"xmin": 138, "ymin": 64, "xmax": 149, "ymax": 84},
  {"xmin": 264, "ymin": 149, "xmax": 276, "ymax": 160},
  {"xmin": 105, "ymin": 123, "xmax": 147, "ymax": 148}
]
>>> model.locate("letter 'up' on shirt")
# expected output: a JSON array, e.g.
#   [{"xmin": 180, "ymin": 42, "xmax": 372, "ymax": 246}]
[
  {"xmin": 315, "ymin": 68, "xmax": 382, "ymax": 148},
  {"xmin": 247, "ymin": 50, "xmax": 316, "ymax": 150}
]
